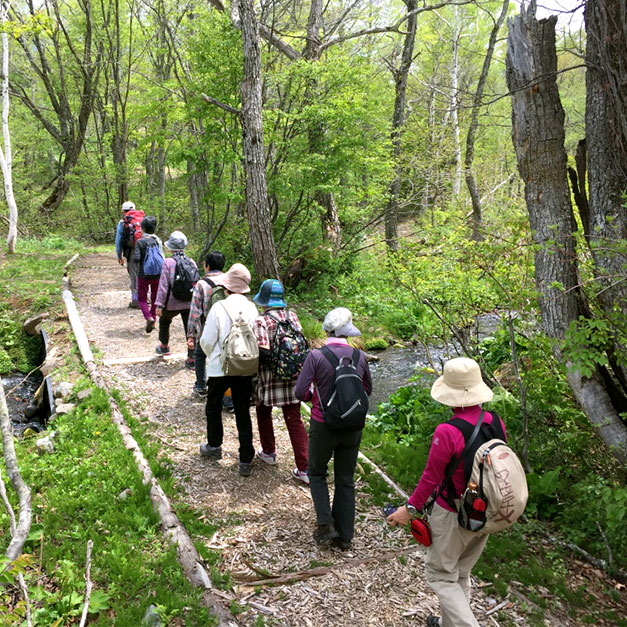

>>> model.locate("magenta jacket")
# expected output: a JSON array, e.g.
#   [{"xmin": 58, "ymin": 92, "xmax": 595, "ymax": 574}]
[
  {"xmin": 294, "ymin": 337, "xmax": 372, "ymax": 423},
  {"xmin": 407, "ymin": 405, "xmax": 507, "ymax": 513}
]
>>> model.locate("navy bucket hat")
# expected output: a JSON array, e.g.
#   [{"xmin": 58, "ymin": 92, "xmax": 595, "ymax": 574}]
[{"xmin": 253, "ymin": 279, "xmax": 286, "ymax": 308}]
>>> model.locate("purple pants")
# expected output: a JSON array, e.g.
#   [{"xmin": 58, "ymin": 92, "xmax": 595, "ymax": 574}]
[
  {"xmin": 136, "ymin": 276, "xmax": 160, "ymax": 320},
  {"xmin": 256, "ymin": 403, "xmax": 308, "ymax": 472}
]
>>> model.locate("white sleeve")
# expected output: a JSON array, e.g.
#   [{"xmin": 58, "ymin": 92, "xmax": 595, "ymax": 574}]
[{"xmin": 200, "ymin": 302, "xmax": 223, "ymax": 356}]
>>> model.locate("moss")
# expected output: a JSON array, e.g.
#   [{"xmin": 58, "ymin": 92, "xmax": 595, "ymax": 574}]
[{"xmin": 364, "ymin": 337, "xmax": 388, "ymax": 351}]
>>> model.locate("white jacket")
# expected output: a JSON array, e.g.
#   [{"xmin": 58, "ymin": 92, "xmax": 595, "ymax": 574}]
[{"xmin": 200, "ymin": 294, "xmax": 259, "ymax": 377}]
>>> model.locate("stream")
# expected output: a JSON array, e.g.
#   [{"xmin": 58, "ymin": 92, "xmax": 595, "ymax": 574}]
[{"xmin": 367, "ymin": 312, "xmax": 504, "ymax": 409}]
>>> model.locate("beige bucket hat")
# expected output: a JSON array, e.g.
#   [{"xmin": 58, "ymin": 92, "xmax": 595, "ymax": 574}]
[
  {"xmin": 218, "ymin": 263, "xmax": 251, "ymax": 294},
  {"xmin": 430, "ymin": 357, "xmax": 493, "ymax": 408}
]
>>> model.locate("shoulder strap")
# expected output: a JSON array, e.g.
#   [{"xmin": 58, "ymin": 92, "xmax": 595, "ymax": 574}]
[
  {"xmin": 351, "ymin": 348, "xmax": 360, "ymax": 369},
  {"xmin": 428, "ymin": 410, "xmax": 486, "ymax": 510},
  {"xmin": 320, "ymin": 345, "xmax": 340, "ymax": 367},
  {"xmin": 205, "ymin": 277, "xmax": 217, "ymax": 288}
]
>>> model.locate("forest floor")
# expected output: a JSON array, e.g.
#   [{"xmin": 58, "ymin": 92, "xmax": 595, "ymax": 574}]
[{"xmin": 69, "ymin": 254, "xmax": 620, "ymax": 627}]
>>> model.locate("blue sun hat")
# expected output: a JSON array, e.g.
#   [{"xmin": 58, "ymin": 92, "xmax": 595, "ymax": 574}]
[{"xmin": 253, "ymin": 279, "xmax": 287, "ymax": 308}]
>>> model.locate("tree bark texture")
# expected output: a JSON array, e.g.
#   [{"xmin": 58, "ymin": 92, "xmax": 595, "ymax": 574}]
[
  {"xmin": 0, "ymin": 1, "xmax": 17, "ymax": 253},
  {"xmin": 584, "ymin": 0, "xmax": 627, "ymax": 316},
  {"xmin": 0, "ymin": 379, "xmax": 32, "ymax": 566},
  {"xmin": 238, "ymin": 0, "xmax": 280, "ymax": 278},
  {"xmin": 385, "ymin": 0, "xmax": 418, "ymax": 252},
  {"xmin": 465, "ymin": 0, "xmax": 509, "ymax": 241},
  {"xmin": 506, "ymin": 7, "xmax": 627, "ymax": 464}
]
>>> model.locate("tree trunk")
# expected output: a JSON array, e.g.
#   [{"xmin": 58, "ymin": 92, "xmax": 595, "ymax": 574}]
[
  {"xmin": 450, "ymin": 9, "xmax": 462, "ymax": 199},
  {"xmin": 465, "ymin": 0, "xmax": 509, "ymax": 241},
  {"xmin": 385, "ymin": 0, "xmax": 418, "ymax": 251},
  {"xmin": 585, "ymin": 0, "xmax": 627, "ymax": 331},
  {"xmin": 506, "ymin": 6, "xmax": 627, "ymax": 464},
  {"xmin": 0, "ymin": 2, "xmax": 17, "ymax": 253},
  {"xmin": 237, "ymin": 0, "xmax": 280, "ymax": 278}
]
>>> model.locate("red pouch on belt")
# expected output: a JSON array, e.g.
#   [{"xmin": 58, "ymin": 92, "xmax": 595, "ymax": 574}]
[{"xmin": 411, "ymin": 517, "xmax": 432, "ymax": 547}]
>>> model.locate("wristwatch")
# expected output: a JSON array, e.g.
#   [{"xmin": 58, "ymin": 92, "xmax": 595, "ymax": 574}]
[{"xmin": 406, "ymin": 502, "xmax": 418, "ymax": 517}]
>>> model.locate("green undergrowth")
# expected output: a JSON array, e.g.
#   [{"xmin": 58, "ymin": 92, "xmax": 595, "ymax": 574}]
[{"xmin": 0, "ymin": 382, "xmax": 214, "ymax": 625}]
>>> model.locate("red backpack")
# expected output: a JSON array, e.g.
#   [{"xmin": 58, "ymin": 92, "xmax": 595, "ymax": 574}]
[{"xmin": 122, "ymin": 210, "xmax": 145, "ymax": 252}]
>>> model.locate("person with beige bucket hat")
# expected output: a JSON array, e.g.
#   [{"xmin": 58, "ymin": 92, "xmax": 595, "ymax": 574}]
[{"xmin": 387, "ymin": 357, "xmax": 507, "ymax": 627}]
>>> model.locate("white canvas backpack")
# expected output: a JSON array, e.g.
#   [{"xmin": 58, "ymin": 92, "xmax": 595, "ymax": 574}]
[{"xmin": 219, "ymin": 300, "xmax": 259, "ymax": 376}]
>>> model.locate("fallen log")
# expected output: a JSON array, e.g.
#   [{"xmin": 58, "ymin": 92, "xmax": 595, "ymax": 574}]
[{"xmin": 61, "ymin": 274, "xmax": 238, "ymax": 626}]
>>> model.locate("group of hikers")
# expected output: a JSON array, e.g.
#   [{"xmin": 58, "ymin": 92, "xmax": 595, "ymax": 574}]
[{"xmin": 115, "ymin": 201, "xmax": 526, "ymax": 627}]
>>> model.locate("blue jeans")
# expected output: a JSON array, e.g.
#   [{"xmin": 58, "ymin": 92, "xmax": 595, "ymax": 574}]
[{"xmin": 194, "ymin": 342, "xmax": 206, "ymax": 390}]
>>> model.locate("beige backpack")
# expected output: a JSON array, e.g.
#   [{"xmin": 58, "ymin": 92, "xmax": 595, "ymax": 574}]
[{"xmin": 219, "ymin": 300, "xmax": 259, "ymax": 376}]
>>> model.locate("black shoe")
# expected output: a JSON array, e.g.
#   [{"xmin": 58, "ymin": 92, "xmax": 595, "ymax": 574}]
[
  {"xmin": 129, "ymin": 300, "xmax": 140, "ymax": 309},
  {"xmin": 332, "ymin": 537, "xmax": 351, "ymax": 550},
  {"xmin": 313, "ymin": 523, "xmax": 339, "ymax": 545},
  {"xmin": 146, "ymin": 318, "xmax": 155, "ymax": 333},
  {"xmin": 199, "ymin": 444, "xmax": 222, "ymax": 460},
  {"xmin": 239, "ymin": 462, "xmax": 252, "ymax": 477},
  {"xmin": 426, "ymin": 616, "xmax": 441, "ymax": 627}
]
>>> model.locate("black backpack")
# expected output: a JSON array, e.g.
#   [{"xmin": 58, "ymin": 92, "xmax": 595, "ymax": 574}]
[
  {"xmin": 169, "ymin": 254, "xmax": 199, "ymax": 302},
  {"xmin": 319, "ymin": 346, "xmax": 369, "ymax": 432}
]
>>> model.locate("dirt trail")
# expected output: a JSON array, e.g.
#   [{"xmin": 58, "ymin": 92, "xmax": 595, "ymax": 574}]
[{"xmin": 72, "ymin": 254, "xmax": 530, "ymax": 627}]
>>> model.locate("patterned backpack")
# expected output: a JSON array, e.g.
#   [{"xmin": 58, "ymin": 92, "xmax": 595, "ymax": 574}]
[{"xmin": 266, "ymin": 311, "xmax": 309, "ymax": 380}]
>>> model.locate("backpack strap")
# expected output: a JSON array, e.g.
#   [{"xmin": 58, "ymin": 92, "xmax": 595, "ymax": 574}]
[
  {"xmin": 351, "ymin": 348, "xmax": 360, "ymax": 369},
  {"xmin": 320, "ymin": 345, "xmax": 340, "ymax": 368},
  {"xmin": 427, "ymin": 410, "xmax": 486, "ymax": 511}
]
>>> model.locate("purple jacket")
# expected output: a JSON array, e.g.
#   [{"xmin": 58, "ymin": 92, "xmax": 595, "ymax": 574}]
[
  {"xmin": 295, "ymin": 337, "xmax": 372, "ymax": 423},
  {"xmin": 155, "ymin": 253, "xmax": 198, "ymax": 311}
]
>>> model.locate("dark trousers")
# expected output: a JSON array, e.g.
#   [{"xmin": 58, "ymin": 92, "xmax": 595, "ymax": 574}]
[
  {"xmin": 137, "ymin": 277, "xmax": 160, "ymax": 321},
  {"xmin": 205, "ymin": 376, "xmax": 254, "ymax": 463},
  {"xmin": 308, "ymin": 419, "xmax": 362, "ymax": 543},
  {"xmin": 194, "ymin": 342, "xmax": 207, "ymax": 390},
  {"xmin": 158, "ymin": 308, "xmax": 192, "ymax": 357},
  {"xmin": 256, "ymin": 403, "xmax": 308, "ymax": 472}
]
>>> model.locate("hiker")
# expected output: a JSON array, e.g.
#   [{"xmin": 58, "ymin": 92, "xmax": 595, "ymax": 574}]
[
  {"xmin": 154, "ymin": 231, "xmax": 199, "ymax": 365},
  {"xmin": 131, "ymin": 216, "xmax": 164, "ymax": 333},
  {"xmin": 386, "ymin": 357, "xmax": 505, "ymax": 627},
  {"xmin": 115, "ymin": 200, "xmax": 145, "ymax": 308},
  {"xmin": 294, "ymin": 307, "xmax": 372, "ymax": 550},
  {"xmin": 252, "ymin": 279, "xmax": 309, "ymax": 485},
  {"xmin": 199, "ymin": 263, "xmax": 259, "ymax": 477},
  {"xmin": 187, "ymin": 251, "xmax": 226, "ymax": 398}
]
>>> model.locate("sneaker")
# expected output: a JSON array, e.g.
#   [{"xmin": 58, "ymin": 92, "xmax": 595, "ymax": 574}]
[
  {"xmin": 239, "ymin": 462, "xmax": 252, "ymax": 477},
  {"xmin": 313, "ymin": 523, "xmax": 338, "ymax": 545},
  {"xmin": 129, "ymin": 300, "xmax": 140, "ymax": 309},
  {"xmin": 146, "ymin": 318, "xmax": 155, "ymax": 333},
  {"xmin": 155, "ymin": 344, "xmax": 171, "ymax": 356},
  {"xmin": 292, "ymin": 468, "xmax": 310, "ymax": 485},
  {"xmin": 192, "ymin": 386, "xmax": 208, "ymax": 399},
  {"xmin": 256, "ymin": 449, "xmax": 277, "ymax": 465},
  {"xmin": 199, "ymin": 444, "xmax": 222, "ymax": 460},
  {"xmin": 426, "ymin": 616, "xmax": 441, "ymax": 627},
  {"xmin": 184, "ymin": 358, "xmax": 195, "ymax": 371},
  {"xmin": 332, "ymin": 537, "xmax": 351, "ymax": 550}
]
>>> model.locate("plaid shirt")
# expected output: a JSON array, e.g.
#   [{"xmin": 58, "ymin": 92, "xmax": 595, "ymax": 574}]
[
  {"xmin": 253, "ymin": 308, "xmax": 302, "ymax": 407},
  {"xmin": 187, "ymin": 271, "xmax": 223, "ymax": 341}
]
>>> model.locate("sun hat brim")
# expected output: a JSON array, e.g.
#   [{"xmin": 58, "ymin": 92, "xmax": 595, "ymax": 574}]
[
  {"xmin": 333, "ymin": 322, "xmax": 361, "ymax": 337},
  {"xmin": 430, "ymin": 375, "xmax": 493, "ymax": 407}
]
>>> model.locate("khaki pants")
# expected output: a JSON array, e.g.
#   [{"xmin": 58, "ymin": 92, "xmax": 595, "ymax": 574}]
[{"xmin": 425, "ymin": 503, "xmax": 489, "ymax": 627}]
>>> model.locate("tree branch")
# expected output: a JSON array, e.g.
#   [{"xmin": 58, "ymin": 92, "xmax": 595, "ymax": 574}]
[{"xmin": 201, "ymin": 93, "xmax": 241, "ymax": 117}]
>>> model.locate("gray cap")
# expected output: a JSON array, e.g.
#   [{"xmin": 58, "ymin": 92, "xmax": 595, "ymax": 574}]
[{"xmin": 165, "ymin": 230, "xmax": 188, "ymax": 250}]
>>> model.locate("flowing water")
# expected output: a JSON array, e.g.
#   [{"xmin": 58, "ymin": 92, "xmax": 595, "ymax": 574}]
[
  {"xmin": 367, "ymin": 313, "xmax": 505, "ymax": 410},
  {"xmin": 3, "ymin": 372, "xmax": 47, "ymax": 435}
]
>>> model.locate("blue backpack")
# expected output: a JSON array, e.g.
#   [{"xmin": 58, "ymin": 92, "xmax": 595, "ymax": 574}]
[{"xmin": 143, "ymin": 241, "xmax": 164, "ymax": 277}]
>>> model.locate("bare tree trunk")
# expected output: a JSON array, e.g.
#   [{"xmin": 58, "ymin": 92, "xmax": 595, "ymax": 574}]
[
  {"xmin": 585, "ymin": 0, "xmax": 627, "ymax": 333},
  {"xmin": 237, "ymin": 0, "xmax": 280, "ymax": 278},
  {"xmin": 506, "ymin": 5, "xmax": 627, "ymax": 464},
  {"xmin": 450, "ymin": 7, "xmax": 462, "ymax": 198},
  {"xmin": 465, "ymin": 0, "xmax": 509, "ymax": 241},
  {"xmin": 385, "ymin": 0, "xmax": 418, "ymax": 251},
  {"xmin": 0, "ymin": 1, "xmax": 17, "ymax": 253}
]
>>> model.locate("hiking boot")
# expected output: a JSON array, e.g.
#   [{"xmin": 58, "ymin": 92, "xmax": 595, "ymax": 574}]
[
  {"xmin": 426, "ymin": 616, "xmax": 441, "ymax": 627},
  {"xmin": 155, "ymin": 344, "xmax": 171, "ymax": 356},
  {"xmin": 146, "ymin": 318, "xmax": 155, "ymax": 333},
  {"xmin": 129, "ymin": 300, "xmax": 140, "ymax": 309},
  {"xmin": 313, "ymin": 523, "xmax": 339, "ymax": 545},
  {"xmin": 292, "ymin": 468, "xmax": 310, "ymax": 485},
  {"xmin": 239, "ymin": 462, "xmax": 252, "ymax": 477},
  {"xmin": 184, "ymin": 358, "xmax": 195, "ymax": 371},
  {"xmin": 199, "ymin": 444, "xmax": 222, "ymax": 460},
  {"xmin": 192, "ymin": 386, "xmax": 208, "ymax": 399},
  {"xmin": 332, "ymin": 537, "xmax": 351, "ymax": 550},
  {"xmin": 256, "ymin": 449, "xmax": 277, "ymax": 465}
]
